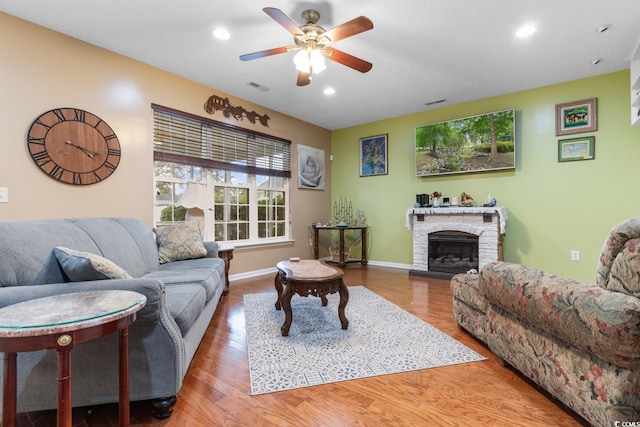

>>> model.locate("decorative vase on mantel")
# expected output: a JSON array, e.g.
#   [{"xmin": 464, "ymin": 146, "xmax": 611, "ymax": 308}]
[{"xmin": 432, "ymin": 197, "xmax": 440, "ymax": 208}]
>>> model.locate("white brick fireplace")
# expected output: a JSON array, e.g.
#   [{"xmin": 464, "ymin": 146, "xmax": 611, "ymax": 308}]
[{"xmin": 405, "ymin": 206, "xmax": 507, "ymax": 277}]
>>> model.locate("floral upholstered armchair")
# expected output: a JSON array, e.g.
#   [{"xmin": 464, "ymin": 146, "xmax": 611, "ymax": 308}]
[{"xmin": 451, "ymin": 217, "xmax": 640, "ymax": 426}]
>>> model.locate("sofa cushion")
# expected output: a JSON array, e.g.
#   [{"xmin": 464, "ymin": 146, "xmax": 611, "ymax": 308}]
[
  {"xmin": 163, "ymin": 284, "xmax": 206, "ymax": 335},
  {"xmin": 154, "ymin": 222, "xmax": 207, "ymax": 264},
  {"xmin": 69, "ymin": 217, "xmax": 161, "ymax": 278},
  {"xmin": 54, "ymin": 246, "xmax": 132, "ymax": 281},
  {"xmin": 144, "ymin": 257, "xmax": 225, "ymax": 301}
]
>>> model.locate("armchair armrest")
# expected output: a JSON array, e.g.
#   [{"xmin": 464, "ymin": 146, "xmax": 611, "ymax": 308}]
[{"xmin": 481, "ymin": 261, "xmax": 640, "ymax": 369}]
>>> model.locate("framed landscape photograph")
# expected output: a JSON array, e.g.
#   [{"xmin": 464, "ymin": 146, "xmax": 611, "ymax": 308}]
[
  {"xmin": 414, "ymin": 109, "xmax": 515, "ymax": 177},
  {"xmin": 558, "ymin": 136, "xmax": 595, "ymax": 162},
  {"xmin": 555, "ymin": 98, "xmax": 597, "ymax": 136},
  {"xmin": 359, "ymin": 134, "xmax": 388, "ymax": 177}
]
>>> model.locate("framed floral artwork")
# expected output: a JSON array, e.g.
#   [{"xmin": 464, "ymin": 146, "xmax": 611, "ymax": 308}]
[
  {"xmin": 555, "ymin": 98, "xmax": 597, "ymax": 136},
  {"xmin": 297, "ymin": 144, "xmax": 325, "ymax": 190},
  {"xmin": 359, "ymin": 134, "xmax": 388, "ymax": 177}
]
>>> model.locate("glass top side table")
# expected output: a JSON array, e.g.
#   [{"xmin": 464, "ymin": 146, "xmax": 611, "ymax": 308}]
[{"xmin": 0, "ymin": 290, "xmax": 146, "ymax": 427}]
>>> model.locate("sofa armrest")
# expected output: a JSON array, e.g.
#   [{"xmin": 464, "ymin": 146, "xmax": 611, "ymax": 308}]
[
  {"xmin": 0, "ymin": 278, "xmax": 165, "ymax": 324},
  {"xmin": 203, "ymin": 240, "xmax": 219, "ymax": 258},
  {"xmin": 480, "ymin": 261, "xmax": 640, "ymax": 368}
]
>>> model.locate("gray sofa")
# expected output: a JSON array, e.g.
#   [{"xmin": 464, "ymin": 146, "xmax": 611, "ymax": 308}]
[{"xmin": 0, "ymin": 217, "xmax": 227, "ymax": 419}]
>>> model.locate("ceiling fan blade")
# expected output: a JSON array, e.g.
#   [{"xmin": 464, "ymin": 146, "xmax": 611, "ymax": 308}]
[
  {"xmin": 323, "ymin": 47, "xmax": 373, "ymax": 73},
  {"xmin": 263, "ymin": 7, "xmax": 305, "ymax": 38},
  {"xmin": 323, "ymin": 16, "xmax": 373, "ymax": 43},
  {"xmin": 297, "ymin": 70, "xmax": 311, "ymax": 86},
  {"xmin": 240, "ymin": 45, "xmax": 297, "ymax": 61}
]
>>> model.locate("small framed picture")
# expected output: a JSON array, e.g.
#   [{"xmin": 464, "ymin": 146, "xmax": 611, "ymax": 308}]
[
  {"xmin": 555, "ymin": 98, "xmax": 597, "ymax": 136},
  {"xmin": 359, "ymin": 134, "xmax": 388, "ymax": 177},
  {"xmin": 558, "ymin": 136, "xmax": 595, "ymax": 162}
]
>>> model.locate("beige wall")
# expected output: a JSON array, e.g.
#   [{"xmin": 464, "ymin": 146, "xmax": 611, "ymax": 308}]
[{"xmin": 0, "ymin": 12, "xmax": 332, "ymax": 276}]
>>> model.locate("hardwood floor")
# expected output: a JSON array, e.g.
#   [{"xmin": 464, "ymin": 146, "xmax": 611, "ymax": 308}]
[{"xmin": 17, "ymin": 266, "xmax": 588, "ymax": 426}]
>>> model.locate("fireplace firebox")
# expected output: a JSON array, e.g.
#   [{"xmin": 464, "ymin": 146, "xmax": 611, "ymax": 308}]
[{"xmin": 428, "ymin": 231, "xmax": 479, "ymax": 278}]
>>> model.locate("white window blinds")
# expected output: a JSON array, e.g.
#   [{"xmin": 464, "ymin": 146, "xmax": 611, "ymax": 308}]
[{"xmin": 152, "ymin": 103, "xmax": 291, "ymax": 178}]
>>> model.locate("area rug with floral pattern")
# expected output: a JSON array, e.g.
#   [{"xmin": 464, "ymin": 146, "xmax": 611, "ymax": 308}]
[{"xmin": 243, "ymin": 286, "xmax": 486, "ymax": 395}]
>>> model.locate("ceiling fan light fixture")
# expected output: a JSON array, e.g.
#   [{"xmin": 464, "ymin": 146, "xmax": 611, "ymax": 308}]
[
  {"xmin": 293, "ymin": 49, "xmax": 311, "ymax": 73},
  {"xmin": 293, "ymin": 49, "xmax": 326, "ymax": 75},
  {"xmin": 309, "ymin": 49, "xmax": 326, "ymax": 74},
  {"xmin": 241, "ymin": 8, "xmax": 373, "ymax": 86}
]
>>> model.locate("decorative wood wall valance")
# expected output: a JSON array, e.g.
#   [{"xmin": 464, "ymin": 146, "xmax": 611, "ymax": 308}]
[{"xmin": 204, "ymin": 94, "xmax": 270, "ymax": 127}]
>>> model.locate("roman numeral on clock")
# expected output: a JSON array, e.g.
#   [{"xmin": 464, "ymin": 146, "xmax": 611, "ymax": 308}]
[
  {"xmin": 74, "ymin": 109, "xmax": 85, "ymax": 122},
  {"xmin": 31, "ymin": 151, "xmax": 52, "ymax": 166},
  {"xmin": 28, "ymin": 137, "xmax": 46, "ymax": 145},
  {"xmin": 48, "ymin": 165, "xmax": 65, "ymax": 180}
]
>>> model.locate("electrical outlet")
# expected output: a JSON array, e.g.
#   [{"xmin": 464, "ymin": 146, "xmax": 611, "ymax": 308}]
[
  {"xmin": 0, "ymin": 187, "xmax": 8, "ymax": 203},
  {"xmin": 571, "ymin": 250, "xmax": 580, "ymax": 261},
  {"xmin": 309, "ymin": 238, "xmax": 313, "ymax": 247}
]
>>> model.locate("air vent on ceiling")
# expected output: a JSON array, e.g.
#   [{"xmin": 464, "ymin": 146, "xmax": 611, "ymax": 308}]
[
  {"xmin": 425, "ymin": 98, "xmax": 447, "ymax": 106},
  {"xmin": 248, "ymin": 82, "xmax": 270, "ymax": 92}
]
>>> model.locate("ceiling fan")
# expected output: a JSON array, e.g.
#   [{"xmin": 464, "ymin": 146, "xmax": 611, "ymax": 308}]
[{"xmin": 240, "ymin": 7, "xmax": 373, "ymax": 86}]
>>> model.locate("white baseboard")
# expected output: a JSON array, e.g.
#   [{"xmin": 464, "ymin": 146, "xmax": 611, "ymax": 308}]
[
  {"xmin": 229, "ymin": 267, "xmax": 277, "ymax": 282},
  {"xmin": 228, "ymin": 260, "xmax": 411, "ymax": 283},
  {"xmin": 366, "ymin": 260, "xmax": 412, "ymax": 270}
]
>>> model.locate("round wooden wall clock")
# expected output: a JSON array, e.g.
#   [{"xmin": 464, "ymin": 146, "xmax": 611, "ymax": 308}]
[{"xmin": 27, "ymin": 108, "xmax": 121, "ymax": 185}]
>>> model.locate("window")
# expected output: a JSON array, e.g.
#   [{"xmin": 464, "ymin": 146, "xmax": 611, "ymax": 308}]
[{"xmin": 152, "ymin": 104, "xmax": 291, "ymax": 246}]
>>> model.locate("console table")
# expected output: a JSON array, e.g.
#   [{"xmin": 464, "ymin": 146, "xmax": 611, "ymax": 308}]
[
  {"xmin": 312, "ymin": 225, "xmax": 368, "ymax": 267},
  {"xmin": 0, "ymin": 290, "xmax": 146, "ymax": 427}
]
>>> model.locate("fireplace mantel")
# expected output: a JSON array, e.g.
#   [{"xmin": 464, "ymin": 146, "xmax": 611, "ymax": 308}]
[
  {"xmin": 405, "ymin": 206, "xmax": 507, "ymax": 233},
  {"xmin": 406, "ymin": 206, "xmax": 508, "ymax": 277}
]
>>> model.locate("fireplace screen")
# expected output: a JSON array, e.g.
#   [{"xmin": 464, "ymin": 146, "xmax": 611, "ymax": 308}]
[{"xmin": 428, "ymin": 231, "xmax": 479, "ymax": 275}]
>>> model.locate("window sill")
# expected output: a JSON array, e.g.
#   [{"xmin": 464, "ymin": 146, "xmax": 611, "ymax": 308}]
[{"xmin": 217, "ymin": 240, "xmax": 295, "ymax": 250}]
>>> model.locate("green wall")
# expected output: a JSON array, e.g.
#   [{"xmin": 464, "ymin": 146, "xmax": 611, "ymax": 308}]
[{"xmin": 331, "ymin": 70, "xmax": 640, "ymax": 282}]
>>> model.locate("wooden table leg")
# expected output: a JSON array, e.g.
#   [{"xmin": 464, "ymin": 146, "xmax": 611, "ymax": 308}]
[
  {"xmin": 218, "ymin": 249, "xmax": 234, "ymax": 295},
  {"xmin": 320, "ymin": 294, "xmax": 328, "ymax": 306},
  {"xmin": 339, "ymin": 228, "xmax": 346, "ymax": 267},
  {"xmin": 274, "ymin": 272, "xmax": 284, "ymax": 310},
  {"xmin": 119, "ymin": 326, "xmax": 130, "ymax": 427},
  {"xmin": 3, "ymin": 352, "xmax": 17, "ymax": 427},
  {"xmin": 280, "ymin": 285, "xmax": 294, "ymax": 336},
  {"xmin": 337, "ymin": 279, "xmax": 350, "ymax": 330},
  {"xmin": 56, "ymin": 344, "xmax": 72, "ymax": 427}
]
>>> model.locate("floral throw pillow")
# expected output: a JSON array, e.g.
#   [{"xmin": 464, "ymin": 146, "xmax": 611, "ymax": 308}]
[
  {"xmin": 54, "ymin": 246, "xmax": 132, "ymax": 281},
  {"xmin": 154, "ymin": 221, "xmax": 207, "ymax": 264}
]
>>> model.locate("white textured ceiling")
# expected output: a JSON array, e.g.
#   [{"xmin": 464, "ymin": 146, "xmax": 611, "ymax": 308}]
[{"xmin": 2, "ymin": 0, "xmax": 639, "ymax": 130}]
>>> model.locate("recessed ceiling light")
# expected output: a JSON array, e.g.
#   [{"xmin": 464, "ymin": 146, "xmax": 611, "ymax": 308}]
[
  {"xmin": 213, "ymin": 28, "xmax": 230, "ymax": 40},
  {"xmin": 516, "ymin": 24, "xmax": 536, "ymax": 38},
  {"xmin": 323, "ymin": 87, "xmax": 335, "ymax": 95}
]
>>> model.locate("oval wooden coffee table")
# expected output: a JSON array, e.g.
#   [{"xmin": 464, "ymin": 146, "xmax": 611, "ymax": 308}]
[{"xmin": 274, "ymin": 259, "xmax": 349, "ymax": 336}]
